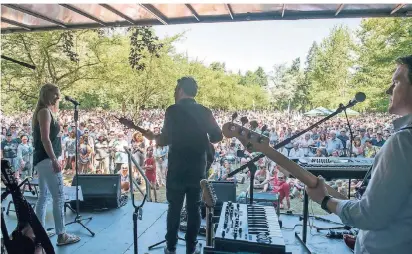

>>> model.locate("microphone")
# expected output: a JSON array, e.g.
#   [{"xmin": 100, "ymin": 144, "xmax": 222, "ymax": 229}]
[
  {"xmin": 64, "ymin": 95, "xmax": 80, "ymax": 105},
  {"xmin": 348, "ymin": 92, "xmax": 366, "ymax": 106}
]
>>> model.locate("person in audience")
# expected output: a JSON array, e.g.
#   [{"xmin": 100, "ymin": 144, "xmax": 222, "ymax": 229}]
[
  {"xmin": 144, "ymin": 146, "xmax": 157, "ymax": 202},
  {"xmin": 314, "ymin": 148, "xmax": 324, "ymax": 157},
  {"xmin": 1, "ymin": 132, "xmax": 19, "ymax": 177},
  {"xmin": 351, "ymin": 136, "xmax": 364, "ymax": 157},
  {"xmin": 154, "ymin": 142, "xmax": 167, "ymax": 187},
  {"xmin": 326, "ymin": 131, "xmax": 343, "ymax": 155},
  {"xmin": 119, "ymin": 163, "xmax": 130, "ymax": 193},
  {"xmin": 364, "ymin": 139, "xmax": 380, "ymax": 158},
  {"xmin": 300, "ymin": 133, "xmax": 314, "ymax": 156},
  {"xmin": 289, "ymin": 143, "xmax": 304, "ymax": 157},
  {"xmin": 78, "ymin": 135, "xmax": 92, "ymax": 174},
  {"xmin": 114, "ymin": 132, "xmax": 129, "ymax": 173},
  {"xmin": 17, "ymin": 134, "xmax": 33, "ymax": 179},
  {"xmin": 253, "ymin": 165, "xmax": 271, "ymax": 192},
  {"xmin": 272, "ymin": 172, "xmax": 291, "ymax": 210},
  {"xmin": 372, "ymin": 130, "xmax": 386, "ymax": 147},
  {"xmin": 94, "ymin": 133, "xmax": 110, "ymax": 174}
]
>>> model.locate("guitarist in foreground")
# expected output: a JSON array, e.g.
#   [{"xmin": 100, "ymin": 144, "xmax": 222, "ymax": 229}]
[
  {"xmin": 306, "ymin": 55, "xmax": 412, "ymax": 254},
  {"xmin": 146, "ymin": 77, "xmax": 223, "ymax": 254}
]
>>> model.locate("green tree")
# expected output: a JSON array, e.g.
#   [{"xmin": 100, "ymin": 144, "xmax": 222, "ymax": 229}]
[
  {"xmin": 254, "ymin": 66, "xmax": 268, "ymax": 87},
  {"xmin": 307, "ymin": 25, "xmax": 355, "ymax": 109},
  {"xmin": 353, "ymin": 17, "xmax": 412, "ymax": 112}
]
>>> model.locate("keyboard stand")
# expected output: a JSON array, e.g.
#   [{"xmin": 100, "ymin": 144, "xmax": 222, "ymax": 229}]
[{"xmin": 294, "ymin": 191, "xmax": 312, "ymax": 253}]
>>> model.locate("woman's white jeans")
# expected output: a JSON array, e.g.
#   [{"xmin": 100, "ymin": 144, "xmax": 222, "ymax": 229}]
[{"xmin": 35, "ymin": 159, "xmax": 66, "ymax": 235}]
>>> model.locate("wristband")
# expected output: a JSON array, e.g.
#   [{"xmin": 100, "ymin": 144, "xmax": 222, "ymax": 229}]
[{"xmin": 321, "ymin": 195, "xmax": 333, "ymax": 214}]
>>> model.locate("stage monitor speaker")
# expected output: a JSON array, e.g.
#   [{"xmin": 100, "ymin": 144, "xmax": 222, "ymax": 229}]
[{"xmin": 70, "ymin": 174, "xmax": 121, "ymax": 210}]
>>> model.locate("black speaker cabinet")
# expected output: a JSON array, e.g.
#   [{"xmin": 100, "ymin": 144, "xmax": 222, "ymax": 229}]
[{"xmin": 70, "ymin": 174, "xmax": 121, "ymax": 210}]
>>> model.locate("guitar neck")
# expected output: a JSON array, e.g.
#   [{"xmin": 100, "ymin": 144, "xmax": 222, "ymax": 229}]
[{"xmin": 264, "ymin": 147, "xmax": 347, "ymax": 200}]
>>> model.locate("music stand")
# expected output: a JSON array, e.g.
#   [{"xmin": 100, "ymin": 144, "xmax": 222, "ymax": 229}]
[{"xmin": 64, "ymin": 101, "xmax": 94, "ymax": 236}]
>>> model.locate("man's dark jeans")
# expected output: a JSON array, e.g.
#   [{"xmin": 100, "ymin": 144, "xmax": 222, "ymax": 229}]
[{"xmin": 165, "ymin": 184, "xmax": 201, "ymax": 253}]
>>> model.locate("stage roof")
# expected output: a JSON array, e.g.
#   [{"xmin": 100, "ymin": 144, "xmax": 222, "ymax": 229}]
[{"xmin": 1, "ymin": 4, "xmax": 411, "ymax": 34}]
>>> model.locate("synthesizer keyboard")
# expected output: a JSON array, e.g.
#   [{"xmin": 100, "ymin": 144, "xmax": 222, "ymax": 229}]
[
  {"xmin": 298, "ymin": 157, "xmax": 374, "ymax": 179},
  {"xmin": 214, "ymin": 202, "xmax": 285, "ymax": 254}
]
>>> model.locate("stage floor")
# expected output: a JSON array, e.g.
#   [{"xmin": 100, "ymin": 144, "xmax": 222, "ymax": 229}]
[{"xmin": 2, "ymin": 197, "xmax": 353, "ymax": 254}]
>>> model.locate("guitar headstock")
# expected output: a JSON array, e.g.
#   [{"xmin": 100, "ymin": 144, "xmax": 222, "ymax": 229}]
[
  {"xmin": 200, "ymin": 179, "xmax": 216, "ymax": 207},
  {"xmin": 222, "ymin": 121, "xmax": 270, "ymax": 154}
]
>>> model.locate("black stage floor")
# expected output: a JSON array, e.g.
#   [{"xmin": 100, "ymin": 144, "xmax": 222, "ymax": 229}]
[{"xmin": 2, "ymin": 197, "xmax": 353, "ymax": 254}]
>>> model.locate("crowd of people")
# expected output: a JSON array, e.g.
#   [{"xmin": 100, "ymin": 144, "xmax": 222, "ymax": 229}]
[{"xmin": 1, "ymin": 108, "xmax": 392, "ymax": 204}]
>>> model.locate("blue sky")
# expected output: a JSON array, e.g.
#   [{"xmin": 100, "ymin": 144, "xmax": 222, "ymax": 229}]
[{"xmin": 154, "ymin": 18, "xmax": 363, "ymax": 74}]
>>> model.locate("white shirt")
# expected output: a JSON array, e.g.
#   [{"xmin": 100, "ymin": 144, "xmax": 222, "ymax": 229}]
[
  {"xmin": 336, "ymin": 114, "xmax": 412, "ymax": 254},
  {"xmin": 300, "ymin": 138, "xmax": 314, "ymax": 156},
  {"xmin": 289, "ymin": 148, "xmax": 304, "ymax": 158}
]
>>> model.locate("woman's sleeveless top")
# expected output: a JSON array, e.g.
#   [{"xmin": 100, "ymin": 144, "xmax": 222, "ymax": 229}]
[{"xmin": 33, "ymin": 109, "xmax": 62, "ymax": 166}]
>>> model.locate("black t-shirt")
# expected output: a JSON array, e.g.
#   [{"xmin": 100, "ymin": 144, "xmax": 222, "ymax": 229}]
[{"xmin": 1, "ymin": 139, "xmax": 19, "ymax": 158}]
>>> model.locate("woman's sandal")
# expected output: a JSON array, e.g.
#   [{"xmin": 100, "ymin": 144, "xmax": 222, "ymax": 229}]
[{"xmin": 57, "ymin": 233, "xmax": 81, "ymax": 246}]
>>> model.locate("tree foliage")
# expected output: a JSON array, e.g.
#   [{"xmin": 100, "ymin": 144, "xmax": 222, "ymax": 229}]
[
  {"xmin": 352, "ymin": 18, "xmax": 412, "ymax": 112},
  {"xmin": 2, "ymin": 18, "xmax": 411, "ymax": 114},
  {"xmin": 1, "ymin": 28, "xmax": 269, "ymax": 115}
]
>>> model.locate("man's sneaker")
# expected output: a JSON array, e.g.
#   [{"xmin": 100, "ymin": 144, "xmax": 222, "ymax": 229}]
[{"xmin": 164, "ymin": 246, "xmax": 176, "ymax": 254}]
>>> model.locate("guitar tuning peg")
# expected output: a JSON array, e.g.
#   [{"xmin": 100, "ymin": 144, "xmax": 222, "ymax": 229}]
[
  {"xmin": 249, "ymin": 120, "xmax": 258, "ymax": 130},
  {"xmin": 261, "ymin": 124, "xmax": 268, "ymax": 133},
  {"xmin": 240, "ymin": 116, "xmax": 248, "ymax": 126}
]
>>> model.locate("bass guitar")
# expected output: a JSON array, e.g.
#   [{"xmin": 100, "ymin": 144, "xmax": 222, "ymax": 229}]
[
  {"xmin": 221, "ymin": 122, "xmax": 347, "ymax": 200},
  {"xmin": 1, "ymin": 159, "xmax": 55, "ymax": 254}
]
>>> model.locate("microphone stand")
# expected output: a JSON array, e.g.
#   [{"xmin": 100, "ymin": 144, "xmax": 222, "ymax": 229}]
[
  {"xmin": 65, "ymin": 102, "xmax": 95, "ymax": 236},
  {"xmin": 127, "ymin": 148, "xmax": 147, "ymax": 254},
  {"xmin": 342, "ymin": 104, "xmax": 354, "ymax": 158},
  {"xmin": 228, "ymin": 102, "xmax": 356, "ymax": 204}
]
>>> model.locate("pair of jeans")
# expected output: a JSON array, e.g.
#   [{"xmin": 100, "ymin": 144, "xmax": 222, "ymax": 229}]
[
  {"xmin": 165, "ymin": 184, "xmax": 201, "ymax": 253},
  {"xmin": 35, "ymin": 159, "xmax": 66, "ymax": 235}
]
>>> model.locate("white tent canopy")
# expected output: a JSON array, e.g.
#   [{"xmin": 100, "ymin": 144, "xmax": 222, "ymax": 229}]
[{"xmin": 304, "ymin": 107, "xmax": 333, "ymax": 116}]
